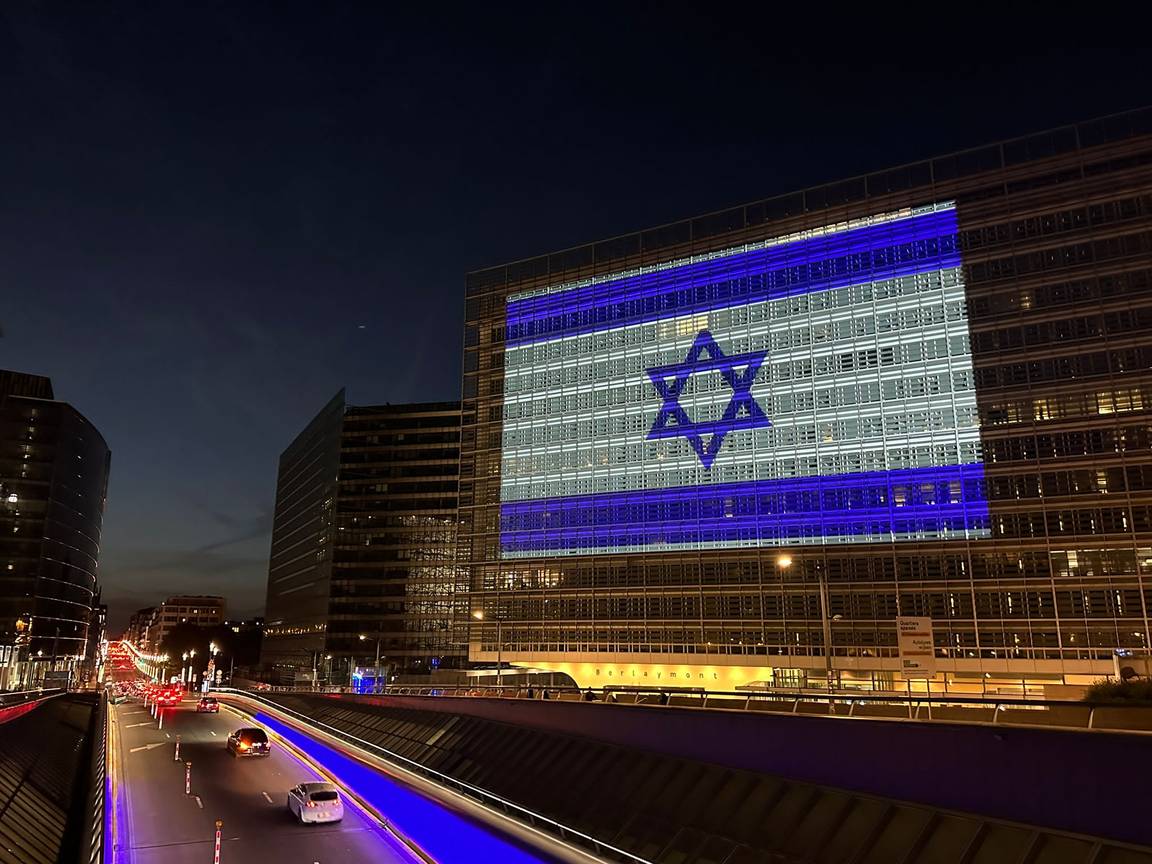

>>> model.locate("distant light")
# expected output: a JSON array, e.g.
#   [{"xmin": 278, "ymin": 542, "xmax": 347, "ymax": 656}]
[
  {"xmin": 6, "ymin": 494, "xmax": 16, "ymax": 503},
  {"xmin": 776, "ymin": 555, "xmax": 793, "ymax": 569}
]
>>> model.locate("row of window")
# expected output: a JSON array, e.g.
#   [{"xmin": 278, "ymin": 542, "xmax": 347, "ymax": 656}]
[
  {"xmin": 959, "ymin": 193, "xmax": 1151, "ymax": 252},
  {"xmin": 503, "ymin": 370, "xmax": 974, "ymax": 425},
  {"xmin": 504, "ymin": 407, "xmax": 979, "ymax": 449},
  {"xmin": 478, "ymin": 626, "xmax": 1147, "ymax": 649},
  {"xmin": 974, "ymin": 345, "xmax": 1152, "ymax": 389},
  {"xmin": 966, "ymin": 229, "xmax": 1152, "ymax": 285},
  {"xmin": 477, "ymin": 588, "xmax": 1148, "ymax": 622},
  {"xmin": 473, "ymin": 548, "xmax": 1149, "ymax": 587},
  {"xmin": 971, "ymin": 307, "xmax": 1152, "ymax": 354},
  {"xmin": 982, "ymin": 386, "xmax": 1148, "ymax": 426},
  {"xmin": 505, "ymin": 330, "xmax": 970, "ymax": 396},
  {"xmin": 500, "ymin": 443, "xmax": 983, "ymax": 499},
  {"xmin": 503, "ymin": 271, "xmax": 965, "ymax": 369},
  {"xmin": 984, "ymin": 424, "xmax": 1152, "ymax": 463},
  {"xmin": 506, "ymin": 239, "xmax": 960, "ymax": 344},
  {"xmin": 987, "ymin": 465, "xmax": 1152, "ymax": 498},
  {"xmin": 498, "ymin": 507, "xmax": 1152, "ymax": 551},
  {"xmin": 967, "ymin": 266, "xmax": 1152, "ymax": 322}
]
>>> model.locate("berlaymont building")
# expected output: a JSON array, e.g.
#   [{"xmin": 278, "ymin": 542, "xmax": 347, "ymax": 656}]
[{"xmin": 460, "ymin": 107, "xmax": 1152, "ymax": 696}]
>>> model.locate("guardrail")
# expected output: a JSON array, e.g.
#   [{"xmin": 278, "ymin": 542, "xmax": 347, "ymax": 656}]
[
  {"xmin": 0, "ymin": 686, "xmax": 65, "ymax": 724},
  {"xmin": 217, "ymin": 688, "xmax": 650, "ymax": 864},
  {"xmin": 80, "ymin": 692, "xmax": 107, "ymax": 864},
  {"xmin": 0, "ymin": 686, "xmax": 64, "ymax": 706},
  {"xmin": 247, "ymin": 682, "xmax": 1152, "ymax": 733}
]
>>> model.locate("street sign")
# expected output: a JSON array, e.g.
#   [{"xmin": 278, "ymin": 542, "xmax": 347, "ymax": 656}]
[{"xmin": 897, "ymin": 616, "xmax": 937, "ymax": 677}]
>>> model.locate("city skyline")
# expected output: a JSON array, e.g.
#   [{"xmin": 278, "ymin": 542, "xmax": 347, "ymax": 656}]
[{"xmin": 3, "ymin": 6, "xmax": 1150, "ymax": 629}]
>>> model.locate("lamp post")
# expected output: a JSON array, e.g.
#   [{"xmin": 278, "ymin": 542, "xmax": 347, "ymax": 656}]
[
  {"xmin": 779, "ymin": 554, "xmax": 834, "ymax": 691},
  {"xmin": 472, "ymin": 610, "xmax": 503, "ymax": 689},
  {"xmin": 181, "ymin": 652, "xmax": 188, "ymax": 685},
  {"xmin": 325, "ymin": 654, "xmax": 333, "ymax": 686},
  {"xmin": 359, "ymin": 633, "xmax": 383, "ymax": 694},
  {"xmin": 208, "ymin": 642, "xmax": 219, "ymax": 691}
]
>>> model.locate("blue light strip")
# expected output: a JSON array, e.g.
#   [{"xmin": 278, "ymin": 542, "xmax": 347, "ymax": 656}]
[
  {"xmin": 506, "ymin": 208, "xmax": 959, "ymax": 345},
  {"xmin": 500, "ymin": 464, "xmax": 989, "ymax": 554},
  {"xmin": 255, "ymin": 712, "xmax": 552, "ymax": 864}
]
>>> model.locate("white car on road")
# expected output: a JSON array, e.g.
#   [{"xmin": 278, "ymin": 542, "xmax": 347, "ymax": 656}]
[{"xmin": 287, "ymin": 782, "xmax": 344, "ymax": 824}]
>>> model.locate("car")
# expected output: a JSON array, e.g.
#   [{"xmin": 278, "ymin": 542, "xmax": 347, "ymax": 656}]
[
  {"xmin": 157, "ymin": 689, "xmax": 180, "ymax": 706},
  {"xmin": 287, "ymin": 782, "xmax": 344, "ymax": 824},
  {"xmin": 226, "ymin": 727, "xmax": 270, "ymax": 757},
  {"xmin": 196, "ymin": 696, "xmax": 219, "ymax": 713}
]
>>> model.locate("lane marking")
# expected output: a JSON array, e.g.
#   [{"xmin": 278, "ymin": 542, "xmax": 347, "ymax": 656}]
[
  {"xmin": 262, "ymin": 792, "xmax": 274, "ymax": 804},
  {"xmin": 124, "ymin": 722, "xmax": 153, "ymax": 728},
  {"xmin": 128, "ymin": 743, "xmax": 165, "ymax": 753},
  {"xmin": 209, "ymin": 730, "xmax": 217, "ymax": 736},
  {"xmin": 194, "ymin": 795, "xmax": 203, "ymax": 809},
  {"xmin": 218, "ymin": 702, "xmax": 428, "ymax": 858},
  {"xmin": 165, "ymin": 733, "xmax": 171, "ymax": 739}
]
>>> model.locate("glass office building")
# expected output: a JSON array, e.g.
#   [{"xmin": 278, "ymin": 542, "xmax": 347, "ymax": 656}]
[
  {"xmin": 261, "ymin": 393, "xmax": 462, "ymax": 684},
  {"xmin": 0, "ymin": 370, "xmax": 111, "ymax": 689},
  {"xmin": 461, "ymin": 108, "xmax": 1152, "ymax": 693}
]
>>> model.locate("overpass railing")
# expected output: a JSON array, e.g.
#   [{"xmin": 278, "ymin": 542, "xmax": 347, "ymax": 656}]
[
  {"xmin": 217, "ymin": 688, "xmax": 650, "ymax": 864},
  {"xmin": 80, "ymin": 691, "xmax": 107, "ymax": 864},
  {"xmin": 242, "ymin": 682, "xmax": 1152, "ymax": 733}
]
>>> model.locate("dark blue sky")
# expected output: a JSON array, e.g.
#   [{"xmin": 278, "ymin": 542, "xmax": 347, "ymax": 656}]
[{"xmin": 1, "ymin": 4, "xmax": 1147, "ymax": 628}]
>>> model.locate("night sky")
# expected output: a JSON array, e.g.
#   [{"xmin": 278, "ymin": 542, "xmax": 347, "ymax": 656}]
[{"xmin": 1, "ymin": 5, "xmax": 1147, "ymax": 629}]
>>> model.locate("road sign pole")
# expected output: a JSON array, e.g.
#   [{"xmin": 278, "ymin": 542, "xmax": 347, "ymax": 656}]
[
  {"xmin": 185, "ymin": 761, "xmax": 191, "ymax": 795},
  {"xmin": 213, "ymin": 819, "xmax": 222, "ymax": 864},
  {"xmin": 174, "ymin": 735, "xmax": 180, "ymax": 761}
]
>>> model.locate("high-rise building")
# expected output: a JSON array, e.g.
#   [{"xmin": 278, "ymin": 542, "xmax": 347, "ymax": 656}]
[
  {"xmin": 261, "ymin": 393, "xmax": 462, "ymax": 684},
  {"xmin": 0, "ymin": 369, "xmax": 111, "ymax": 689},
  {"xmin": 461, "ymin": 107, "xmax": 1152, "ymax": 694}
]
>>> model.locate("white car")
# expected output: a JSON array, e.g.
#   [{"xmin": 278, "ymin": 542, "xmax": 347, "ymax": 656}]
[{"xmin": 287, "ymin": 782, "xmax": 344, "ymax": 824}]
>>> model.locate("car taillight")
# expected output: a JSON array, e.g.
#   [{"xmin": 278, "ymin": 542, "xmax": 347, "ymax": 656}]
[{"xmin": 238, "ymin": 742, "xmax": 248, "ymax": 750}]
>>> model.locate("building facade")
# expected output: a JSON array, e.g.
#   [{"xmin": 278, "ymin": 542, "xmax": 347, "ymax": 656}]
[
  {"xmin": 143, "ymin": 594, "xmax": 226, "ymax": 650},
  {"xmin": 261, "ymin": 394, "xmax": 462, "ymax": 684},
  {"xmin": 124, "ymin": 606, "xmax": 155, "ymax": 648},
  {"xmin": 461, "ymin": 108, "xmax": 1152, "ymax": 694},
  {"xmin": 0, "ymin": 370, "xmax": 111, "ymax": 689}
]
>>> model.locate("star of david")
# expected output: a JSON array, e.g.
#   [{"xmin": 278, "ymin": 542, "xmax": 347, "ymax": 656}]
[{"xmin": 646, "ymin": 329, "xmax": 770, "ymax": 468}]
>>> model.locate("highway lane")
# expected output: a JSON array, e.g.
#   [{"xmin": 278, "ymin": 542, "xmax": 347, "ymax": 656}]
[{"xmin": 110, "ymin": 695, "xmax": 419, "ymax": 864}]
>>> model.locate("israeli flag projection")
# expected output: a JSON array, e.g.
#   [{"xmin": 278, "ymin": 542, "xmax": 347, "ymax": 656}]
[{"xmin": 499, "ymin": 202, "xmax": 989, "ymax": 557}]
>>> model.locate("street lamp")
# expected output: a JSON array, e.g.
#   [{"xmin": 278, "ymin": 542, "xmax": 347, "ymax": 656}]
[
  {"xmin": 359, "ymin": 633, "xmax": 383, "ymax": 694},
  {"xmin": 325, "ymin": 654, "xmax": 333, "ymax": 685},
  {"xmin": 778, "ymin": 553, "xmax": 833, "ymax": 691},
  {"xmin": 181, "ymin": 651, "xmax": 189, "ymax": 684},
  {"xmin": 207, "ymin": 642, "xmax": 220, "ymax": 690},
  {"xmin": 472, "ymin": 610, "xmax": 503, "ymax": 689}
]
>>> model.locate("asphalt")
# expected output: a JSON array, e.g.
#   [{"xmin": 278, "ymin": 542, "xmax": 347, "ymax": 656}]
[{"xmin": 109, "ymin": 692, "xmax": 417, "ymax": 864}]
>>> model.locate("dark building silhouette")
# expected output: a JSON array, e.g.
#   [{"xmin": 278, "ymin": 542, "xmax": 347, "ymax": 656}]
[
  {"xmin": 461, "ymin": 107, "xmax": 1152, "ymax": 695},
  {"xmin": 0, "ymin": 369, "xmax": 111, "ymax": 688},
  {"xmin": 261, "ymin": 393, "xmax": 462, "ymax": 685}
]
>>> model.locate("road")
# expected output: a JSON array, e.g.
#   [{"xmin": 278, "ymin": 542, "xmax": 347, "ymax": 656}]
[{"xmin": 109, "ymin": 694, "xmax": 418, "ymax": 864}]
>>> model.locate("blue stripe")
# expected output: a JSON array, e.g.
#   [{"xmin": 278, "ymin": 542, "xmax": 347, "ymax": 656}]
[
  {"xmin": 506, "ymin": 208, "xmax": 960, "ymax": 346},
  {"xmin": 500, "ymin": 464, "xmax": 988, "ymax": 554}
]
